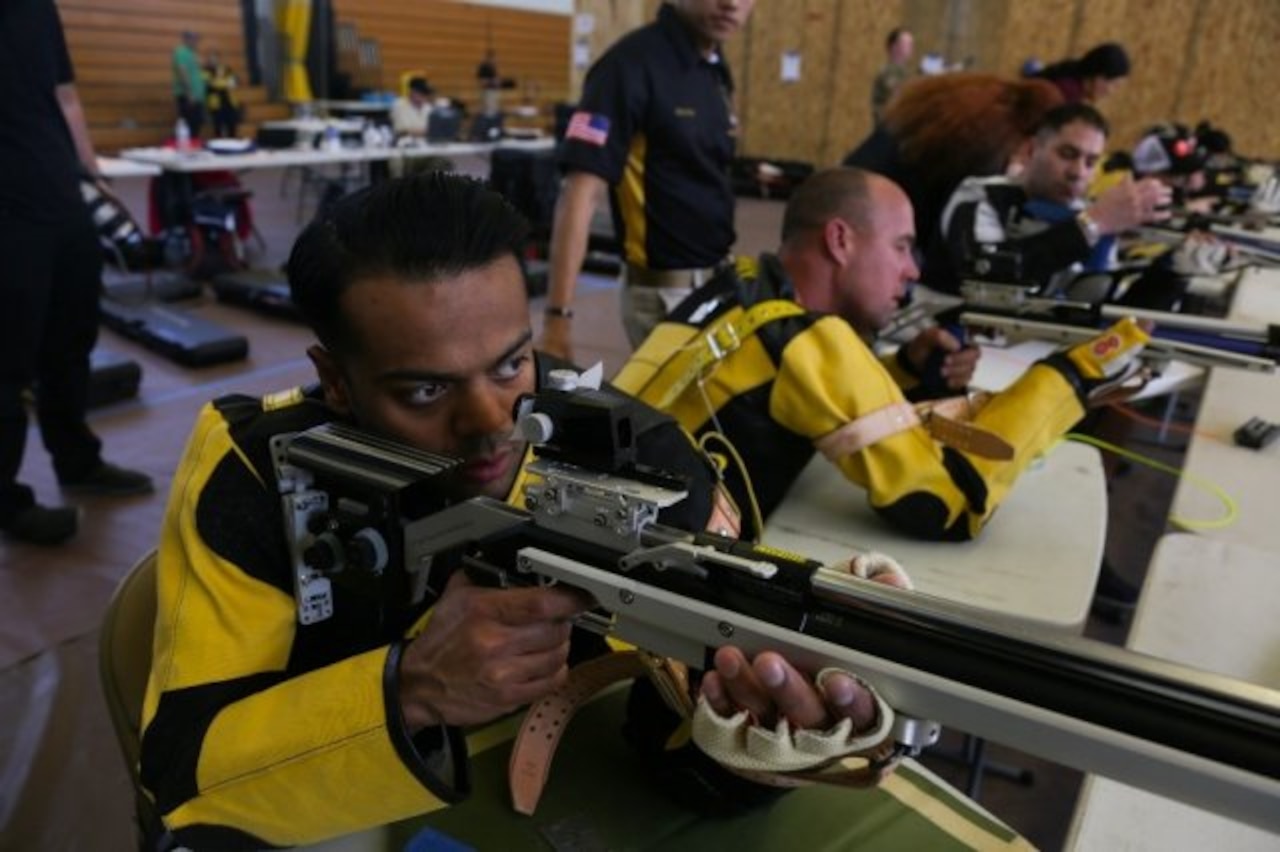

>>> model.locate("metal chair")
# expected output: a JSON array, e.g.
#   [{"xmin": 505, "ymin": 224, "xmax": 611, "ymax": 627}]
[{"xmin": 99, "ymin": 551, "xmax": 165, "ymax": 850}]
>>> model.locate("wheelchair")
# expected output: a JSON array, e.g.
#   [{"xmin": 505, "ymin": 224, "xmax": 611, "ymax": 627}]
[{"xmin": 148, "ymin": 170, "xmax": 256, "ymax": 279}]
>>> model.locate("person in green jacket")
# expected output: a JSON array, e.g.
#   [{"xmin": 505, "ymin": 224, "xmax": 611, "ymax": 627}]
[{"xmin": 172, "ymin": 29, "xmax": 206, "ymax": 137}]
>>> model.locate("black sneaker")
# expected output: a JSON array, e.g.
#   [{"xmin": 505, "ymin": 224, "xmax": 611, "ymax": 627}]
[
  {"xmin": 1, "ymin": 504, "xmax": 80, "ymax": 546},
  {"xmin": 1091, "ymin": 560, "xmax": 1140, "ymax": 624},
  {"xmin": 60, "ymin": 462, "xmax": 154, "ymax": 497}
]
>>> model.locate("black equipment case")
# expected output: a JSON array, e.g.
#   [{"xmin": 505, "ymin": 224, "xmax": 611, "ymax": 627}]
[
  {"xmin": 100, "ymin": 298, "xmax": 248, "ymax": 367},
  {"xmin": 102, "ymin": 268, "xmax": 203, "ymax": 303},
  {"xmin": 211, "ymin": 268, "xmax": 298, "ymax": 319},
  {"xmin": 87, "ymin": 348, "xmax": 142, "ymax": 408}
]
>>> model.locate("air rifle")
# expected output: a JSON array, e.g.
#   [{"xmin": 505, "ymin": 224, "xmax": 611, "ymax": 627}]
[
  {"xmin": 270, "ymin": 379, "xmax": 1280, "ymax": 832},
  {"xmin": 1202, "ymin": 223, "xmax": 1280, "ymax": 265},
  {"xmin": 951, "ymin": 277, "xmax": 1280, "ymax": 374},
  {"xmin": 1137, "ymin": 217, "xmax": 1280, "ymax": 267}
]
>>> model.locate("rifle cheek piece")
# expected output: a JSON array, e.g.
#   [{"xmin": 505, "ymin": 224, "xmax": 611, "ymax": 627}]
[{"xmin": 515, "ymin": 384, "xmax": 690, "ymax": 493}]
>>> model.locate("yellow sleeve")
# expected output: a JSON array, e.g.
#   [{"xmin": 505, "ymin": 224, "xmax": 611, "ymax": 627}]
[
  {"xmin": 962, "ymin": 363, "xmax": 1086, "ymax": 513},
  {"xmin": 768, "ymin": 318, "xmax": 1083, "ymax": 539},
  {"xmin": 142, "ymin": 403, "xmax": 458, "ymax": 847}
]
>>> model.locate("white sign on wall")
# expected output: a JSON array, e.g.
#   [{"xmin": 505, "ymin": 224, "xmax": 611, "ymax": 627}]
[{"xmin": 781, "ymin": 50, "xmax": 801, "ymax": 82}]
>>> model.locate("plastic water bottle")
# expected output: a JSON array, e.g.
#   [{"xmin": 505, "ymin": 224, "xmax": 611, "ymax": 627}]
[
  {"xmin": 175, "ymin": 118, "xmax": 191, "ymax": 152},
  {"xmin": 323, "ymin": 124, "xmax": 341, "ymax": 152}
]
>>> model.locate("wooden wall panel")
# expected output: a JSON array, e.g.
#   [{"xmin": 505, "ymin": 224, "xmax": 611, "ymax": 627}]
[
  {"xmin": 1177, "ymin": 0, "xmax": 1280, "ymax": 158},
  {"xmin": 901, "ymin": 0, "xmax": 953, "ymax": 68},
  {"xmin": 1069, "ymin": 0, "xmax": 1195, "ymax": 147},
  {"xmin": 333, "ymin": 0, "xmax": 571, "ymax": 114},
  {"xmin": 57, "ymin": 0, "xmax": 284, "ymax": 153},
  {"xmin": 569, "ymin": 0, "xmax": 660, "ymax": 96},
  {"xmin": 821, "ymin": 0, "xmax": 908, "ymax": 166},
  {"xmin": 738, "ymin": 0, "xmax": 828, "ymax": 163},
  {"xmin": 727, "ymin": 0, "xmax": 1280, "ymax": 162},
  {"xmin": 53, "ymin": 0, "xmax": 1280, "ymax": 159},
  {"xmin": 718, "ymin": 4, "xmax": 747, "ymax": 106},
  {"xmin": 732, "ymin": 0, "xmax": 911, "ymax": 166},
  {"xmin": 991, "ymin": 0, "xmax": 1078, "ymax": 77}
]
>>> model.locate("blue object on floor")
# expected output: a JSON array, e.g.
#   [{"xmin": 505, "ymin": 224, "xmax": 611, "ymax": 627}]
[{"xmin": 404, "ymin": 826, "xmax": 474, "ymax": 852}]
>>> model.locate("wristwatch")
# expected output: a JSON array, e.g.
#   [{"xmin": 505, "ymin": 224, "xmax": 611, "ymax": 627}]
[
  {"xmin": 1076, "ymin": 209, "xmax": 1101, "ymax": 247},
  {"xmin": 544, "ymin": 305, "xmax": 574, "ymax": 319}
]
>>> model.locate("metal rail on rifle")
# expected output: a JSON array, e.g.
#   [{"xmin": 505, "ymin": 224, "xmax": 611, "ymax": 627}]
[
  {"xmin": 1137, "ymin": 222, "xmax": 1280, "ymax": 266},
  {"xmin": 271, "ymin": 386, "xmax": 1280, "ymax": 833},
  {"xmin": 951, "ymin": 279, "xmax": 1280, "ymax": 373},
  {"xmin": 1206, "ymin": 223, "xmax": 1280, "ymax": 265}
]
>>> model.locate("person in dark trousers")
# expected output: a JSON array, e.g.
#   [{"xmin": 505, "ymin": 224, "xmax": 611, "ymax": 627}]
[
  {"xmin": 844, "ymin": 72, "xmax": 1062, "ymax": 263},
  {"xmin": 172, "ymin": 29, "xmax": 206, "ymax": 137},
  {"xmin": 870, "ymin": 27, "xmax": 913, "ymax": 125},
  {"xmin": 931, "ymin": 103, "xmax": 1175, "ymax": 620},
  {"xmin": 0, "ymin": 0, "xmax": 153, "ymax": 545},
  {"xmin": 203, "ymin": 50, "xmax": 240, "ymax": 138},
  {"xmin": 540, "ymin": 0, "xmax": 756, "ymax": 360},
  {"xmin": 613, "ymin": 168, "xmax": 1151, "ymax": 543},
  {"xmin": 476, "ymin": 48, "xmax": 502, "ymax": 115},
  {"xmin": 141, "ymin": 173, "xmax": 906, "ymax": 848},
  {"xmin": 476, "ymin": 47, "xmax": 498, "ymax": 88},
  {"xmin": 929, "ymin": 103, "xmax": 1172, "ymax": 296}
]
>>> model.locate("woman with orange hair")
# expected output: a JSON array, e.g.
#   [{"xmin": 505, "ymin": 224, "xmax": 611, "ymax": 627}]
[{"xmin": 843, "ymin": 72, "xmax": 1063, "ymax": 258}]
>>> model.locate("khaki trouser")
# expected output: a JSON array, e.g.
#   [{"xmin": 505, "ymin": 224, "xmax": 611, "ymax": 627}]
[{"xmin": 621, "ymin": 262, "xmax": 725, "ymax": 348}]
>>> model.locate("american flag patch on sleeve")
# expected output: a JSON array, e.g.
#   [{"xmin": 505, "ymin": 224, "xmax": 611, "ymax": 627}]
[{"xmin": 565, "ymin": 111, "xmax": 610, "ymax": 146}]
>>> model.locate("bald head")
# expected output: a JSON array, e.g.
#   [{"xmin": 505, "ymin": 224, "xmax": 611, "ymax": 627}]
[
  {"xmin": 779, "ymin": 168, "xmax": 918, "ymax": 336},
  {"xmin": 781, "ymin": 168, "xmax": 904, "ymax": 244}
]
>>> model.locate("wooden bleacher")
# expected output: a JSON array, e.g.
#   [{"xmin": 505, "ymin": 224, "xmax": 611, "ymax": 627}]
[
  {"xmin": 332, "ymin": 0, "xmax": 571, "ymax": 130},
  {"xmin": 57, "ymin": 0, "xmax": 572, "ymax": 150},
  {"xmin": 59, "ymin": 0, "xmax": 290, "ymax": 153}
]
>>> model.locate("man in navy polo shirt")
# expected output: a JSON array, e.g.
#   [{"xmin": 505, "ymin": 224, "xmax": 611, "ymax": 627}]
[{"xmin": 541, "ymin": 0, "xmax": 755, "ymax": 358}]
